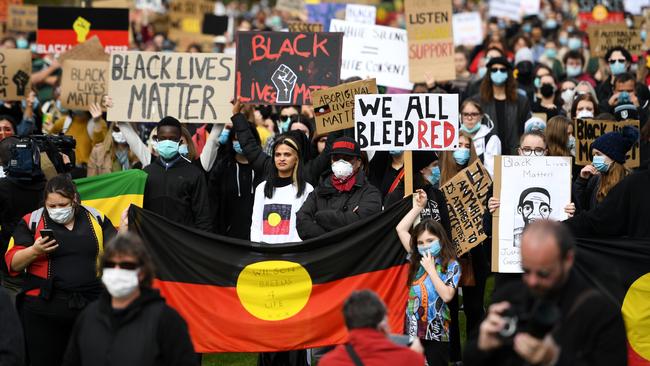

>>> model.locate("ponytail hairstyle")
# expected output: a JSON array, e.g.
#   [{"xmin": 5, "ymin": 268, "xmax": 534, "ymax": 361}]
[
  {"xmin": 407, "ymin": 219, "xmax": 456, "ymax": 286},
  {"xmin": 264, "ymin": 135, "xmax": 306, "ymax": 199}
]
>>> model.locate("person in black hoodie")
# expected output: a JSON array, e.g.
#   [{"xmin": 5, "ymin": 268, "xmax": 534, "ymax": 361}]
[
  {"xmin": 142, "ymin": 116, "xmax": 212, "ymax": 232},
  {"xmin": 0, "ymin": 287, "xmax": 23, "ymax": 366},
  {"xmin": 63, "ymin": 233, "xmax": 196, "ymax": 366}
]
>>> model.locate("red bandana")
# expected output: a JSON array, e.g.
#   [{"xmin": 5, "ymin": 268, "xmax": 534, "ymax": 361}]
[{"xmin": 331, "ymin": 174, "xmax": 357, "ymax": 192}]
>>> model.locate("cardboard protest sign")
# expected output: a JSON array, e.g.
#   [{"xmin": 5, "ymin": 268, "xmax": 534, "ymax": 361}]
[
  {"xmin": 492, "ymin": 156, "xmax": 571, "ymax": 273},
  {"xmin": 168, "ymin": 29, "xmax": 215, "ymax": 52},
  {"xmin": 202, "ymin": 14, "xmax": 229, "ymax": 35},
  {"xmin": 354, "ymin": 93, "xmax": 459, "ymax": 151},
  {"xmin": 275, "ymin": 0, "xmax": 306, "ymax": 14},
  {"xmin": 288, "ymin": 21, "xmax": 323, "ymax": 32},
  {"xmin": 37, "ymin": 7, "xmax": 129, "ymax": 54},
  {"xmin": 322, "ymin": 0, "xmax": 380, "ymax": 4},
  {"xmin": 58, "ymin": 36, "xmax": 109, "ymax": 64},
  {"xmin": 330, "ymin": 19, "xmax": 412, "ymax": 90},
  {"xmin": 0, "ymin": 0, "xmax": 22, "ymax": 22},
  {"xmin": 107, "ymin": 51, "xmax": 235, "ymax": 123},
  {"xmin": 92, "ymin": 0, "xmax": 134, "ymax": 8},
  {"xmin": 404, "ymin": 0, "xmax": 455, "ymax": 83},
  {"xmin": 453, "ymin": 12, "xmax": 483, "ymax": 46},
  {"xmin": 488, "ymin": 0, "xmax": 522, "ymax": 22},
  {"xmin": 0, "ymin": 49, "xmax": 31, "ymax": 101},
  {"xmin": 345, "ymin": 4, "xmax": 376, "ymax": 24},
  {"xmin": 307, "ymin": 3, "xmax": 346, "ymax": 32},
  {"xmin": 235, "ymin": 31, "xmax": 343, "ymax": 105},
  {"xmin": 587, "ymin": 23, "xmax": 643, "ymax": 56},
  {"xmin": 441, "ymin": 160, "xmax": 492, "ymax": 256},
  {"xmin": 60, "ymin": 60, "xmax": 109, "ymax": 111},
  {"xmin": 168, "ymin": 0, "xmax": 214, "ymax": 33},
  {"xmin": 7, "ymin": 4, "xmax": 37, "ymax": 33},
  {"xmin": 312, "ymin": 78, "xmax": 377, "ymax": 135},
  {"xmin": 574, "ymin": 119, "xmax": 640, "ymax": 168}
]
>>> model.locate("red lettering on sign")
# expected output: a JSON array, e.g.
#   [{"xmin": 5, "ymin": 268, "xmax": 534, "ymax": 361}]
[
  {"xmin": 313, "ymin": 35, "xmax": 329, "ymax": 57},
  {"xmin": 444, "ymin": 122, "xmax": 455, "ymax": 148},
  {"xmin": 418, "ymin": 120, "xmax": 428, "ymax": 148},
  {"xmin": 429, "ymin": 120, "xmax": 441, "ymax": 148}
]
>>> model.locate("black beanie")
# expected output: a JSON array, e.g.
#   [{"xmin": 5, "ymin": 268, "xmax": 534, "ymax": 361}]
[{"xmin": 591, "ymin": 125, "xmax": 640, "ymax": 164}]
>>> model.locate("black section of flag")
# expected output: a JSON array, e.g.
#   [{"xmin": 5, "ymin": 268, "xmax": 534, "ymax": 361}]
[
  {"xmin": 314, "ymin": 104, "xmax": 331, "ymax": 117},
  {"xmin": 37, "ymin": 7, "xmax": 129, "ymax": 30},
  {"xmin": 202, "ymin": 14, "xmax": 229, "ymax": 35}
]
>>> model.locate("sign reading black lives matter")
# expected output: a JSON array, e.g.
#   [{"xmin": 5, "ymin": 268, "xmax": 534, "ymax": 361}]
[
  {"xmin": 107, "ymin": 51, "xmax": 235, "ymax": 123},
  {"xmin": 235, "ymin": 31, "xmax": 343, "ymax": 105},
  {"xmin": 0, "ymin": 49, "xmax": 31, "ymax": 101}
]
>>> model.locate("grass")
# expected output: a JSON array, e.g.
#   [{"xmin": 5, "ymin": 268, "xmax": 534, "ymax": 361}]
[{"xmin": 201, "ymin": 276, "xmax": 496, "ymax": 366}]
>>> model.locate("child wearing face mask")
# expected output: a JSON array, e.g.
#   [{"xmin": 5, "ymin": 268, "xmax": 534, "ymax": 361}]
[
  {"xmin": 396, "ymin": 190, "xmax": 460, "ymax": 366},
  {"xmin": 573, "ymin": 126, "xmax": 638, "ymax": 212}
]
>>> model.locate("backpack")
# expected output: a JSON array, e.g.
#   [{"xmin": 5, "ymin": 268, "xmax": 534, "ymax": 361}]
[{"xmin": 7, "ymin": 137, "xmax": 43, "ymax": 181}]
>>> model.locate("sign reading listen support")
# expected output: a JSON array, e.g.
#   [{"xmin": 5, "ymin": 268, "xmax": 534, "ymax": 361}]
[
  {"xmin": 354, "ymin": 93, "xmax": 459, "ymax": 151},
  {"xmin": 60, "ymin": 60, "xmax": 108, "ymax": 111},
  {"xmin": 574, "ymin": 118, "xmax": 640, "ymax": 168},
  {"xmin": 0, "ymin": 49, "xmax": 31, "ymax": 101},
  {"xmin": 235, "ymin": 31, "xmax": 343, "ymax": 105},
  {"xmin": 107, "ymin": 51, "xmax": 235, "ymax": 123},
  {"xmin": 405, "ymin": 0, "xmax": 455, "ymax": 83},
  {"xmin": 312, "ymin": 78, "xmax": 377, "ymax": 135}
]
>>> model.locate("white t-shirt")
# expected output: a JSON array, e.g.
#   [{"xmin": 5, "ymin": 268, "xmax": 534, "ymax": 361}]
[{"xmin": 250, "ymin": 180, "xmax": 314, "ymax": 244}]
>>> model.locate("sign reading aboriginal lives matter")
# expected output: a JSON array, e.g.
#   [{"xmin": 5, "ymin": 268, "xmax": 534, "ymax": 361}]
[
  {"xmin": 574, "ymin": 118, "xmax": 640, "ymax": 168},
  {"xmin": 441, "ymin": 160, "xmax": 492, "ymax": 256},
  {"xmin": 288, "ymin": 22, "xmax": 323, "ymax": 32},
  {"xmin": 107, "ymin": 51, "xmax": 235, "ymax": 123},
  {"xmin": 312, "ymin": 78, "xmax": 378, "ymax": 135},
  {"xmin": 405, "ymin": 0, "xmax": 455, "ymax": 83},
  {"xmin": 354, "ymin": 93, "xmax": 459, "ymax": 151},
  {"xmin": 7, "ymin": 4, "xmax": 37, "ymax": 33},
  {"xmin": 330, "ymin": 19, "xmax": 412, "ymax": 90},
  {"xmin": 0, "ymin": 49, "xmax": 32, "ymax": 101},
  {"xmin": 37, "ymin": 7, "xmax": 129, "ymax": 55},
  {"xmin": 235, "ymin": 31, "xmax": 343, "ymax": 106},
  {"xmin": 60, "ymin": 60, "xmax": 109, "ymax": 111},
  {"xmin": 587, "ymin": 23, "xmax": 643, "ymax": 56}
]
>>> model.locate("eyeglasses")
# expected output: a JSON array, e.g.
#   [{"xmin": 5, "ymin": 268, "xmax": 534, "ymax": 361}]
[
  {"xmin": 608, "ymin": 59, "xmax": 626, "ymax": 64},
  {"xmin": 462, "ymin": 112, "xmax": 481, "ymax": 118},
  {"xmin": 519, "ymin": 147, "xmax": 546, "ymax": 156},
  {"xmin": 102, "ymin": 260, "xmax": 140, "ymax": 270},
  {"xmin": 491, "ymin": 67, "xmax": 507, "ymax": 73}
]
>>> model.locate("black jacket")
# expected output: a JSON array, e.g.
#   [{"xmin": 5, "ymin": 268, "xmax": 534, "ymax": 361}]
[
  {"xmin": 464, "ymin": 271, "xmax": 627, "ymax": 366},
  {"xmin": 296, "ymin": 170, "xmax": 382, "ymax": 240},
  {"xmin": 63, "ymin": 288, "xmax": 196, "ymax": 366},
  {"xmin": 0, "ymin": 177, "xmax": 45, "ymax": 259},
  {"xmin": 572, "ymin": 174, "xmax": 601, "ymax": 212},
  {"xmin": 143, "ymin": 156, "xmax": 212, "ymax": 232},
  {"xmin": 596, "ymin": 77, "xmax": 650, "ymax": 116},
  {"xmin": 477, "ymin": 95, "xmax": 531, "ymax": 155},
  {"xmin": 0, "ymin": 288, "xmax": 24, "ymax": 366}
]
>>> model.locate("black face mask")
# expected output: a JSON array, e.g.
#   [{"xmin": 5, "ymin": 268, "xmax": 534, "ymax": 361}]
[{"xmin": 540, "ymin": 83, "xmax": 555, "ymax": 98}]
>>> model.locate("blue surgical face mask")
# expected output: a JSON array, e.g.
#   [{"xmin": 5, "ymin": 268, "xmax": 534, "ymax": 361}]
[
  {"xmin": 233, "ymin": 140, "xmax": 243, "ymax": 154},
  {"xmin": 418, "ymin": 239, "xmax": 441, "ymax": 257},
  {"xmin": 461, "ymin": 122, "xmax": 481, "ymax": 134},
  {"xmin": 592, "ymin": 155, "xmax": 610, "ymax": 173},
  {"xmin": 567, "ymin": 135, "xmax": 576, "ymax": 150},
  {"xmin": 478, "ymin": 66, "xmax": 487, "ymax": 78},
  {"xmin": 490, "ymin": 70, "xmax": 508, "ymax": 85},
  {"xmin": 453, "ymin": 148, "xmax": 470, "ymax": 165},
  {"xmin": 544, "ymin": 19, "xmax": 558, "ymax": 29},
  {"xmin": 559, "ymin": 36, "xmax": 568, "ymax": 46},
  {"xmin": 157, "ymin": 140, "xmax": 180, "ymax": 160},
  {"xmin": 566, "ymin": 65, "xmax": 582, "ymax": 78},
  {"xmin": 545, "ymin": 48, "xmax": 557, "ymax": 59},
  {"xmin": 534, "ymin": 77, "xmax": 542, "ymax": 89},
  {"xmin": 427, "ymin": 166, "xmax": 441, "ymax": 186},
  {"xmin": 610, "ymin": 61, "xmax": 627, "ymax": 76},
  {"xmin": 178, "ymin": 144, "xmax": 189, "ymax": 157},
  {"xmin": 568, "ymin": 38, "xmax": 582, "ymax": 50},
  {"xmin": 522, "ymin": 24, "xmax": 532, "ymax": 33},
  {"xmin": 280, "ymin": 117, "xmax": 291, "ymax": 133},
  {"xmin": 642, "ymin": 30, "xmax": 648, "ymax": 42},
  {"xmin": 16, "ymin": 38, "xmax": 28, "ymax": 49},
  {"xmin": 389, "ymin": 150, "xmax": 403, "ymax": 156}
]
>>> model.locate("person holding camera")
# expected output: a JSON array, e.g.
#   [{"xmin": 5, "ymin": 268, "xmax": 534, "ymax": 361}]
[{"xmin": 464, "ymin": 220, "xmax": 627, "ymax": 366}]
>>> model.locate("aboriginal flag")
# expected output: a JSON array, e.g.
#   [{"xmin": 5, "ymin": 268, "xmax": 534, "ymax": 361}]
[
  {"xmin": 36, "ymin": 7, "xmax": 129, "ymax": 54},
  {"xmin": 128, "ymin": 198, "xmax": 412, "ymax": 353},
  {"xmin": 263, "ymin": 204, "xmax": 291, "ymax": 235},
  {"xmin": 574, "ymin": 237, "xmax": 650, "ymax": 365}
]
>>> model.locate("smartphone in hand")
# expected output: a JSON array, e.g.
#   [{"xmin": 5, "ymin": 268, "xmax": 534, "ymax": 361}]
[{"xmin": 40, "ymin": 229, "xmax": 55, "ymax": 241}]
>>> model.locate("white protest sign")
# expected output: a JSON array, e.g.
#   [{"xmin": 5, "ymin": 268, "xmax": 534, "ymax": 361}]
[
  {"xmin": 625, "ymin": 0, "xmax": 650, "ymax": 14},
  {"xmin": 492, "ymin": 156, "xmax": 572, "ymax": 273},
  {"xmin": 520, "ymin": 0, "xmax": 541, "ymax": 15},
  {"xmin": 330, "ymin": 19, "xmax": 412, "ymax": 90},
  {"xmin": 136, "ymin": 0, "xmax": 165, "ymax": 12},
  {"xmin": 345, "ymin": 4, "xmax": 376, "ymax": 24},
  {"xmin": 453, "ymin": 12, "xmax": 484, "ymax": 46},
  {"xmin": 488, "ymin": 0, "xmax": 522, "ymax": 22},
  {"xmin": 354, "ymin": 93, "xmax": 459, "ymax": 151}
]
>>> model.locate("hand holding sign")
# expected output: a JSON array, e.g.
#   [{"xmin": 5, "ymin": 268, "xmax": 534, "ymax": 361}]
[
  {"xmin": 272, "ymin": 64, "xmax": 297, "ymax": 104},
  {"xmin": 12, "ymin": 70, "xmax": 29, "ymax": 96},
  {"xmin": 73, "ymin": 16, "xmax": 91, "ymax": 43}
]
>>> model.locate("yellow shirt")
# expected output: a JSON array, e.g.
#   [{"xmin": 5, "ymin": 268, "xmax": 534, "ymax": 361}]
[{"xmin": 50, "ymin": 115, "xmax": 107, "ymax": 165}]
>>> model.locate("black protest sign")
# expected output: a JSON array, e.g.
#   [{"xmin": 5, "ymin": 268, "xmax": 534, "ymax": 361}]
[
  {"xmin": 235, "ymin": 31, "xmax": 343, "ymax": 105},
  {"xmin": 60, "ymin": 60, "xmax": 108, "ymax": 110},
  {"xmin": 574, "ymin": 118, "xmax": 640, "ymax": 168},
  {"xmin": 202, "ymin": 14, "xmax": 229, "ymax": 35},
  {"xmin": 107, "ymin": 51, "xmax": 235, "ymax": 123},
  {"xmin": 0, "ymin": 49, "xmax": 31, "ymax": 101}
]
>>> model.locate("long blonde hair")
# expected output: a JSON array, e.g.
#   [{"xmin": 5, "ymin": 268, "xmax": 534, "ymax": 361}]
[
  {"xmin": 440, "ymin": 131, "xmax": 479, "ymax": 185},
  {"xmin": 546, "ymin": 116, "xmax": 571, "ymax": 157}
]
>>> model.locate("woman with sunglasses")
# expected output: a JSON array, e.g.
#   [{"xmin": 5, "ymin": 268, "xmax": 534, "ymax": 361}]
[
  {"xmin": 4, "ymin": 175, "xmax": 117, "ymax": 366},
  {"xmin": 63, "ymin": 233, "xmax": 196, "ymax": 366}
]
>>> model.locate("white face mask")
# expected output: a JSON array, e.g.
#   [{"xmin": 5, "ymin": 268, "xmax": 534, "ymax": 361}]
[
  {"xmin": 102, "ymin": 268, "xmax": 140, "ymax": 298},
  {"xmin": 47, "ymin": 206, "xmax": 75, "ymax": 224},
  {"xmin": 331, "ymin": 159, "xmax": 354, "ymax": 180},
  {"xmin": 576, "ymin": 109, "xmax": 594, "ymax": 119},
  {"xmin": 561, "ymin": 89, "xmax": 575, "ymax": 104},
  {"xmin": 112, "ymin": 131, "xmax": 127, "ymax": 144}
]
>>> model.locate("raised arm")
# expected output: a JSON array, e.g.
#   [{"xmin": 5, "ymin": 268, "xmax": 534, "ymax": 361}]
[{"xmin": 395, "ymin": 189, "xmax": 427, "ymax": 253}]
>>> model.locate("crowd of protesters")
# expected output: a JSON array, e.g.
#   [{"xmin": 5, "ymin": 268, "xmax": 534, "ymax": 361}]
[{"xmin": 1, "ymin": 0, "xmax": 649, "ymax": 365}]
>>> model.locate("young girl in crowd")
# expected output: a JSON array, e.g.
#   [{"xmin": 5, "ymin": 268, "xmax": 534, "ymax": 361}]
[
  {"xmin": 439, "ymin": 131, "xmax": 479, "ymax": 184},
  {"xmin": 571, "ymin": 92, "xmax": 600, "ymax": 120},
  {"xmin": 87, "ymin": 122, "xmax": 141, "ymax": 176},
  {"xmin": 396, "ymin": 189, "xmax": 460, "ymax": 366},
  {"xmin": 459, "ymin": 99, "xmax": 501, "ymax": 176}
]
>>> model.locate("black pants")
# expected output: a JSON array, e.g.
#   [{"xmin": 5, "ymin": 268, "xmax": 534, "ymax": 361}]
[
  {"xmin": 21, "ymin": 295, "xmax": 82, "ymax": 366},
  {"xmin": 258, "ymin": 350, "xmax": 309, "ymax": 366},
  {"xmin": 421, "ymin": 339, "xmax": 449, "ymax": 366}
]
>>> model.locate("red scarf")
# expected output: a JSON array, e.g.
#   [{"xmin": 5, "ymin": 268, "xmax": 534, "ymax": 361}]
[{"xmin": 331, "ymin": 173, "xmax": 357, "ymax": 192}]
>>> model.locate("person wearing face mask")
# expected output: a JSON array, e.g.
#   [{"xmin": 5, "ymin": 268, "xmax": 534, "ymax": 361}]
[
  {"xmin": 396, "ymin": 190, "xmax": 460, "ymax": 366},
  {"xmin": 467, "ymin": 47, "xmax": 507, "ymax": 98},
  {"xmin": 87, "ymin": 122, "xmax": 141, "ymax": 176},
  {"xmin": 62, "ymin": 233, "xmax": 196, "ymax": 366},
  {"xmin": 532, "ymin": 73, "xmax": 564, "ymax": 120},
  {"xmin": 4, "ymin": 175, "xmax": 117, "ymax": 366},
  {"xmin": 296, "ymin": 137, "xmax": 381, "ymax": 240},
  {"xmin": 458, "ymin": 99, "xmax": 501, "ymax": 176},
  {"xmin": 573, "ymin": 126, "xmax": 638, "ymax": 212},
  {"xmin": 596, "ymin": 47, "xmax": 650, "ymax": 114},
  {"xmin": 559, "ymin": 79, "xmax": 577, "ymax": 115},
  {"xmin": 142, "ymin": 116, "xmax": 212, "ymax": 232},
  {"xmin": 562, "ymin": 50, "xmax": 596, "ymax": 88},
  {"xmin": 439, "ymin": 132, "xmax": 479, "ymax": 185},
  {"xmin": 570, "ymin": 93, "xmax": 599, "ymax": 120}
]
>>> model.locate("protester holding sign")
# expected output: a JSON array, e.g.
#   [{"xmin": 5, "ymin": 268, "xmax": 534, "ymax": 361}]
[
  {"xmin": 87, "ymin": 119, "xmax": 141, "ymax": 176},
  {"xmin": 440, "ymin": 131, "xmax": 479, "ymax": 185},
  {"xmin": 459, "ymin": 99, "xmax": 501, "ymax": 176}
]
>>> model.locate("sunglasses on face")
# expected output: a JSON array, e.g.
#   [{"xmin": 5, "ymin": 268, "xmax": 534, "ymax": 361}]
[
  {"xmin": 102, "ymin": 260, "xmax": 140, "ymax": 270},
  {"xmin": 491, "ymin": 67, "xmax": 507, "ymax": 73},
  {"xmin": 608, "ymin": 59, "xmax": 626, "ymax": 64},
  {"xmin": 332, "ymin": 154, "xmax": 356, "ymax": 162},
  {"xmin": 462, "ymin": 112, "xmax": 481, "ymax": 118}
]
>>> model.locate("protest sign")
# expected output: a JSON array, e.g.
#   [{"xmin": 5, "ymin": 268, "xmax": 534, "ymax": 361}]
[
  {"xmin": 441, "ymin": 160, "xmax": 492, "ymax": 256},
  {"xmin": 354, "ymin": 93, "xmax": 459, "ymax": 151},
  {"xmin": 345, "ymin": 4, "xmax": 376, "ymax": 24},
  {"xmin": 488, "ymin": 0, "xmax": 522, "ymax": 22},
  {"xmin": 0, "ymin": 0, "xmax": 22, "ymax": 22},
  {"xmin": 307, "ymin": 3, "xmax": 346, "ymax": 33},
  {"xmin": 168, "ymin": 0, "xmax": 214, "ymax": 33},
  {"xmin": 452, "ymin": 12, "xmax": 483, "ymax": 47},
  {"xmin": 492, "ymin": 156, "xmax": 571, "ymax": 273},
  {"xmin": 322, "ymin": 0, "xmax": 380, "ymax": 4},
  {"xmin": 37, "ymin": 7, "xmax": 129, "ymax": 54},
  {"xmin": 60, "ymin": 60, "xmax": 109, "ymax": 111},
  {"xmin": 288, "ymin": 21, "xmax": 323, "ymax": 32},
  {"xmin": 58, "ymin": 36, "xmax": 109, "ymax": 64},
  {"xmin": 276, "ymin": 0, "xmax": 306, "ymax": 14},
  {"xmin": 587, "ymin": 23, "xmax": 643, "ymax": 56},
  {"xmin": 92, "ymin": 0, "xmax": 133, "ymax": 8},
  {"xmin": 136, "ymin": 0, "xmax": 164, "ymax": 12},
  {"xmin": 330, "ymin": 19, "xmax": 412, "ymax": 90},
  {"xmin": 202, "ymin": 14, "xmax": 229, "ymax": 35},
  {"xmin": 312, "ymin": 78, "xmax": 377, "ymax": 135},
  {"xmin": 0, "ymin": 49, "xmax": 31, "ymax": 101},
  {"xmin": 168, "ymin": 28, "xmax": 215, "ymax": 52},
  {"xmin": 404, "ymin": 0, "xmax": 455, "ymax": 83},
  {"xmin": 574, "ymin": 119, "xmax": 640, "ymax": 168},
  {"xmin": 520, "ymin": 0, "xmax": 541, "ymax": 15},
  {"xmin": 235, "ymin": 31, "xmax": 343, "ymax": 105},
  {"xmin": 107, "ymin": 51, "xmax": 235, "ymax": 123},
  {"xmin": 624, "ymin": 0, "xmax": 650, "ymax": 14},
  {"xmin": 7, "ymin": 4, "xmax": 37, "ymax": 33}
]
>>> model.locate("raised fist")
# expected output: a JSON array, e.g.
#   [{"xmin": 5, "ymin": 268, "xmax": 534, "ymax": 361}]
[
  {"xmin": 271, "ymin": 64, "xmax": 297, "ymax": 104},
  {"xmin": 12, "ymin": 70, "xmax": 29, "ymax": 96},
  {"xmin": 73, "ymin": 16, "xmax": 91, "ymax": 43}
]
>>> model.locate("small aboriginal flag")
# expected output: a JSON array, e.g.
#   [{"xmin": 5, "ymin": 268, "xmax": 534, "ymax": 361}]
[
  {"xmin": 314, "ymin": 104, "xmax": 331, "ymax": 117},
  {"xmin": 263, "ymin": 204, "xmax": 291, "ymax": 235}
]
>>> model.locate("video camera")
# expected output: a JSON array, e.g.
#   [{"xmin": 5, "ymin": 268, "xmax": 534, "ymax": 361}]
[
  {"xmin": 498, "ymin": 299, "xmax": 560, "ymax": 343},
  {"xmin": 30, "ymin": 134, "xmax": 77, "ymax": 168}
]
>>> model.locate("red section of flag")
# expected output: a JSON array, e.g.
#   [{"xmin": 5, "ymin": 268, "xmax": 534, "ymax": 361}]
[
  {"xmin": 154, "ymin": 264, "xmax": 409, "ymax": 353},
  {"xmin": 37, "ymin": 29, "xmax": 128, "ymax": 50},
  {"xmin": 628, "ymin": 342, "xmax": 650, "ymax": 366},
  {"xmin": 263, "ymin": 220, "xmax": 290, "ymax": 235}
]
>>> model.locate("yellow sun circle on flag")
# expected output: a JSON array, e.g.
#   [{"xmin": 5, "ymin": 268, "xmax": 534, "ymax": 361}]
[
  {"xmin": 268, "ymin": 212, "xmax": 282, "ymax": 227},
  {"xmin": 592, "ymin": 5, "xmax": 609, "ymax": 21},
  {"xmin": 236, "ymin": 261, "xmax": 312, "ymax": 321},
  {"xmin": 622, "ymin": 273, "xmax": 650, "ymax": 361}
]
